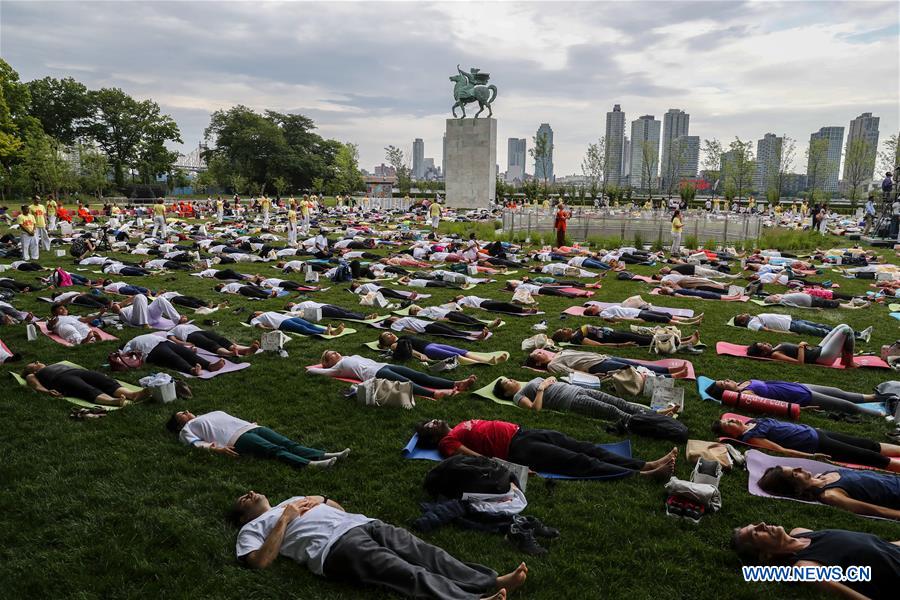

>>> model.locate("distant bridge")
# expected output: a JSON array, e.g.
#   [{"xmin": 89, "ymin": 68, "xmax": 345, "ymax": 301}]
[{"xmin": 174, "ymin": 144, "xmax": 208, "ymax": 173}]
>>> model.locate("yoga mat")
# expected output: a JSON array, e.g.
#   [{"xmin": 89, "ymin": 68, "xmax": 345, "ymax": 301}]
[
  {"xmin": 745, "ymin": 450, "xmax": 893, "ymax": 520},
  {"xmin": 305, "ymin": 364, "xmax": 438, "ymax": 397},
  {"xmin": 551, "ymin": 287, "xmax": 594, "ymax": 297},
  {"xmin": 149, "ymin": 331, "xmax": 251, "ymax": 378},
  {"xmin": 891, "ymin": 312, "xmax": 900, "ymax": 321},
  {"xmin": 123, "ymin": 315, "xmax": 180, "ymax": 330},
  {"xmin": 628, "ymin": 274, "xmax": 655, "ymax": 283},
  {"xmin": 750, "ymin": 298, "xmax": 820, "ymax": 309},
  {"xmin": 390, "ymin": 307, "xmax": 505, "ymax": 328},
  {"xmin": 889, "ymin": 303, "xmax": 900, "ymax": 312},
  {"xmin": 35, "ymin": 320, "xmax": 118, "ymax": 347},
  {"xmin": 715, "ymin": 341, "xmax": 890, "ymax": 370},
  {"xmin": 362, "ymin": 343, "xmax": 508, "ymax": 365},
  {"xmin": 697, "ymin": 376, "xmax": 720, "ymax": 403},
  {"xmin": 369, "ymin": 320, "xmax": 491, "ymax": 341},
  {"xmin": 401, "ymin": 434, "xmax": 635, "ymax": 480},
  {"xmin": 650, "ymin": 288, "xmax": 748, "ymax": 302},
  {"xmin": 10, "ymin": 360, "xmax": 137, "ymax": 410},
  {"xmin": 583, "ymin": 301, "xmax": 695, "ymax": 318},
  {"xmin": 289, "ymin": 327, "xmax": 356, "ymax": 340}
]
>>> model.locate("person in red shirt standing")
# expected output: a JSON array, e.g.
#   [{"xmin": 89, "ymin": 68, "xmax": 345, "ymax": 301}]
[
  {"xmin": 553, "ymin": 202, "xmax": 569, "ymax": 249},
  {"xmin": 415, "ymin": 419, "xmax": 676, "ymax": 480}
]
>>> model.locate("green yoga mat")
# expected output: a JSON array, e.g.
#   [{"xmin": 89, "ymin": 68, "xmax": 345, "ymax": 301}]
[
  {"xmin": 10, "ymin": 360, "xmax": 139, "ymax": 410},
  {"xmin": 361, "ymin": 341, "xmax": 508, "ymax": 364},
  {"xmin": 889, "ymin": 303, "xmax": 900, "ymax": 312},
  {"xmin": 391, "ymin": 306, "xmax": 505, "ymax": 327},
  {"xmin": 472, "ymin": 376, "xmax": 524, "ymax": 407}
]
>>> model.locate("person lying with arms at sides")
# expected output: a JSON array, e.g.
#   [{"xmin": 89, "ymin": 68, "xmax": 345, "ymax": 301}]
[
  {"xmin": 656, "ymin": 283, "xmax": 744, "ymax": 301},
  {"xmin": 758, "ymin": 465, "xmax": 900, "ymax": 520},
  {"xmin": 732, "ymin": 313, "xmax": 872, "ymax": 342},
  {"xmin": 121, "ymin": 333, "xmax": 225, "ymax": 376},
  {"xmin": 712, "ymin": 416, "xmax": 900, "ymax": 471},
  {"xmin": 284, "ymin": 300, "xmax": 377, "ymax": 322},
  {"xmin": 166, "ymin": 324, "xmax": 259, "ymax": 357},
  {"xmin": 230, "ymin": 490, "xmax": 526, "ymax": 600},
  {"xmin": 746, "ymin": 324, "xmax": 856, "ymax": 368},
  {"xmin": 383, "ymin": 316, "xmax": 490, "ymax": 341},
  {"xmin": 658, "ymin": 264, "xmax": 738, "ymax": 278},
  {"xmin": 731, "ymin": 523, "xmax": 899, "ymax": 600},
  {"xmin": 415, "ymin": 418, "xmax": 677, "ymax": 481},
  {"xmin": 407, "ymin": 302, "xmax": 503, "ymax": 329},
  {"xmin": 582, "ymin": 303, "xmax": 704, "ymax": 325},
  {"xmin": 452, "ymin": 294, "xmax": 540, "ymax": 315},
  {"xmin": 551, "ymin": 325, "xmax": 700, "ymax": 348},
  {"xmin": 248, "ymin": 310, "xmax": 344, "ymax": 337},
  {"xmin": 167, "ymin": 410, "xmax": 348, "ymax": 469},
  {"xmin": 22, "ymin": 361, "xmax": 151, "ymax": 406},
  {"xmin": 708, "ymin": 379, "xmax": 888, "ymax": 417},
  {"xmin": 524, "ymin": 347, "xmax": 690, "ymax": 378},
  {"xmin": 492, "ymin": 376, "xmax": 675, "ymax": 420},
  {"xmin": 762, "ymin": 292, "xmax": 868, "ymax": 309},
  {"xmin": 309, "ymin": 351, "xmax": 477, "ymax": 399},
  {"xmin": 376, "ymin": 331, "xmax": 508, "ymax": 365}
]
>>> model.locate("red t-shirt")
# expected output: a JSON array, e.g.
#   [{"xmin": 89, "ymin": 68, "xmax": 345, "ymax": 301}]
[{"xmin": 438, "ymin": 419, "xmax": 520, "ymax": 459}]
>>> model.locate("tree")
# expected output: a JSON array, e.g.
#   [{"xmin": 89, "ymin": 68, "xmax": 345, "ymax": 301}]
[
  {"xmin": 333, "ymin": 142, "xmax": 362, "ymax": 193},
  {"xmin": 84, "ymin": 88, "xmax": 182, "ymax": 187},
  {"xmin": 878, "ymin": 133, "xmax": 899, "ymax": 178},
  {"xmin": 273, "ymin": 176, "xmax": 288, "ymax": 198},
  {"xmin": 805, "ymin": 137, "xmax": 833, "ymax": 202},
  {"xmin": 767, "ymin": 135, "xmax": 795, "ymax": 201},
  {"xmin": 723, "ymin": 137, "xmax": 754, "ymax": 202},
  {"xmin": 530, "ymin": 132, "xmax": 552, "ymax": 188},
  {"xmin": 581, "ymin": 137, "xmax": 604, "ymax": 197},
  {"xmin": 25, "ymin": 76, "xmax": 90, "ymax": 147},
  {"xmin": 843, "ymin": 137, "xmax": 875, "ymax": 203},
  {"xmin": 0, "ymin": 59, "xmax": 36, "ymax": 199},
  {"xmin": 384, "ymin": 145, "xmax": 412, "ymax": 194},
  {"xmin": 79, "ymin": 145, "xmax": 109, "ymax": 197},
  {"xmin": 639, "ymin": 140, "xmax": 659, "ymax": 196},
  {"xmin": 194, "ymin": 169, "xmax": 216, "ymax": 196},
  {"xmin": 662, "ymin": 138, "xmax": 688, "ymax": 198},
  {"xmin": 678, "ymin": 181, "xmax": 696, "ymax": 205},
  {"xmin": 230, "ymin": 173, "xmax": 248, "ymax": 195},
  {"xmin": 701, "ymin": 138, "xmax": 723, "ymax": 198}
]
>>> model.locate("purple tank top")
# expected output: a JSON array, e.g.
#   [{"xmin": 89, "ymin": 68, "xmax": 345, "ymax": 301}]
[{"xmin": 745, "ymin": 380, "xmax": 811, "ymax": 404}]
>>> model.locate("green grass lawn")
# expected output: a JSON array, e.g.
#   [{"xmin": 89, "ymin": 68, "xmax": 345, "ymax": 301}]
[{"xmin": 1, "ymin": 222, "xmax": 899, "ymax": 599}]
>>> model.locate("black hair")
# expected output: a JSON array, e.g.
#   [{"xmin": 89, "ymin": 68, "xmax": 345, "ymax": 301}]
[
  {"xmin": 414, "ymin": 421, "xmax": 442, "ymax": 449},
  {"xmin": 523, "ymin": 354, "xmax": 544, "ymax": 369},
  {"xmin": 710, "ymin": 419, "xmax": 724, "ymax": 436},
  {"xmin": 493, "ymin": 378, "xmax": 510, "ymax": 399},
  {"xmin": 734, "ymin": 314, "xmax": 751, "ymax": 327},
  {"xmin": 746, "ymin": 342, "xmax": 768, "ymax": 357},
  {"xmin": 166, "ymin": 412, "xmax": 184, "ymax": 433}
]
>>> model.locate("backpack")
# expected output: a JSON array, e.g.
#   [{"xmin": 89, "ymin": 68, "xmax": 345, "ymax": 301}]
[
  {"xmin": 52, "ymin": 268, "xmax": 73, "ymax": 288},
  {"xmin": 617, "ymin": 271, "xmax": 635, "ymax": 280},
  {"xmin": 392, "ymin": 338, "xmax": 415, "ymax": 361},
  {"xmin": 332, "ymin": 261, "xmax": 352, "ymax": 282},
  {"xmin": 424, "ymin": 454, "xmax": 518, "ymax": 499},
  {"xmin": 650, "ymin": 329, "xmax": 681, "ymax": 355},
  {"xmin": 611, "ymin": 411, "xmax": 689, "ymax": 443},
  {"xmin": 355, "ymin": 378, "xmax": 415, "ymax": 409}
]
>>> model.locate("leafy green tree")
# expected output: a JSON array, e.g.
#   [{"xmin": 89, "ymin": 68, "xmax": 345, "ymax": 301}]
[
  {"xmin": 805, "ymin": 137, "xmax": 833, "ymax": 201},
  {"xmin": 766, "ymin": 135, "xmax": 795, "ymax": 202},
  {"xmin": 701, "ymin": 138, "xmax": 723, "ymax": 198},
  {"xmin": 878, "ymin": 133, "xmax": 899, "ymax": 176},
  {"xmin": 230, "ymin": 174, "xmax": 248, "ymax": 195},
  {"xmin": 79, "ymin": 145, "xmax": 110, "ymax": 197},
  {"xmin": 384, "ymin": 145, "xmax": 411, "ymax": 194},
  {"xmin": 333, "ymin": 142, "xmax": 362, "ymax": 193},
  {"xmin": 26, "ymin": 76, "xmax": 90, "ymax": 146},
  {"xmin": 273, "ymin": 176, "xmax": 288, "ymax": 199},
  {"xmin": 723, "ymin": 137, "xmax": 754, "ymax": 201},
  {"xmin": 581, "ymin": 138, "xmax": 604, "ymax": 196},
  {"xmin": 639, "ymin": 140, "xmax": 659, "ymax": 196},
  {"xmin": 843, "ymin": 137, "xmax": 875, "ymax": 203},
  {"xmin": 530, "ymin": 132, "xmax": 552, "ymax": 188},
  {"xmin": 0, "ymin": 59, "xmax": 36, "ymax": 199}
]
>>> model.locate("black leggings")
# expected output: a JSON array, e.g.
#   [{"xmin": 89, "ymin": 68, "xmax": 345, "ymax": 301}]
[
  {"xmin": 537, "ymin": 287, "xmax": 580, "ymax": 298},
  {"xmin": 485, "ymin": 256, "xmax": 520, "ymax": 267},
  {"xmin": 637, "ymin": 310, "xmax": 673, "ymax": 323},
  {"xmin": 147, "ymin": 341, "xmax": 212, "ymax": 373},
  {"xmin": 377, "ymin": 288, "xmax": 407, "ymax": 300},
  {"xmin": 321, "ymin": 305, "xmax": 366, "ymax": 320},
  {"xmin": 587, "ymin": 358, "xmax": 669, "ymax": 375},
  {"xmin": 277, "ymin": 280, "xmax": 307, "ymax": 291},
  {"xmin": 214, "ymin": 269, "xmax": 245, "ymax": 280},
  {"xmin": 589, "ymin": 330, "xmax": 652, "ymax": 346},
  {"xmin": 815, "ymin": 429, "xmax": 889, "ymax": 469},
  {"xmin": 186, "ymin": 330, "xmax": 234, "ymax": 353},
  {"xmin": 237, "ymin": 285, "xmax": 271, "ymax": 299},
  {"xmin": 374, "ymin": 365, "xmax": 455, "ymax": 398},
  {"xmin": 423, "ymin": 322, "xmax": 472, "ymax": 338},
  {"xmin": 445, "ymin": 311, "xmax": 484, "ymax": 327},
  {"xmin": 15, "ymin": 262, "xmax": 43, "ymax": 271},
  {"xmin": 161, "ymin": 260, "xmax": 191, "ymax": 270},
  {"xmin": 810, "ymin": 297, "xmax": 841, "ymax": 309},
  {"xmin": 64, "ymin": 294, "xmax": 110, "ymax": 308},
  {"xmin": 50, "ymin": 370, "xmax": 121, "ymax": 400},
  {"xmin": 119, "ymin": 266, "xmax": 150, "ymax": 276},
  {"xmin": 479, "ymin": 300, "xmax": 528, "ymax": 314},
  {"xmin": 0, "ymin": 279, "xmax": 31, "ymax": 292},
  {"xmin": 507, "ymin": 428, "xmax": 646, "ymax": 478},
  {"xmin": 170, "ymin": 295, "xmax": 209, "ymax": 309}
]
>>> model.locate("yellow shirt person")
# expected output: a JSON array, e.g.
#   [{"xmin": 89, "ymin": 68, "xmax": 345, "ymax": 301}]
[
  {"xmin": 671, "ymin": 215, "xmax": 684, "ymax": 234},
  {"xmin": 17, "ymin": 210, "xmax": 35, "ymax": 234},
  {"xmin": 153, "ymin": 201, "xmax": 166, "ymax": 217},
  {"xmin": 31, "ymin": 201, "xmax": 47, "ymax": 228}
]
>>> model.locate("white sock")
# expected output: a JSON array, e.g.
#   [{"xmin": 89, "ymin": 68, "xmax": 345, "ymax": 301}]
[
  {"xmin": 307, "ymin": 457, "xmax": 337, "ymax": 469},
  {"xmin": 323, "ymin": 448, "xmax": 351, "ymax": 460}
]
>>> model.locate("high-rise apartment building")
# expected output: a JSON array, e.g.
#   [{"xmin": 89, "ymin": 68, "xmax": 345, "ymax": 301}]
[
  {"xmin": 506, "ymin": 138, "xmax": 527, "ymax": 183},
  {"xmin": 629, "ymin": 115, "xmax": 661, "ymax": 190},
  {"xmin": 604, "ymin": 104, "xmax": 626, "ymax": 187},
  {"xmin": 660, "ymin": 109, "xmax": 690, "ymax": 190},
  {"xmin": 754, "ymin": 133, "xmax": 783, "ymax": 193},
  {"xmin": 674, "ymin": 135, "xmax": 700, "ymax": 180},
  {"xmin": 808, "ymin": 127, "xmax": 844, "ymax": 193},
  {"xmin": 534, "ymin": 123, "xmax": 554, "ymax": 183},
  {"xmin": 412, "ymin": 138, "xmax": 425, "ymax": 180},
  {"xmin": 622, "ymin": 136, "xmax": 631, "ymax": 181},
  {"xmin": 843, "ymin": 112, "xmax": 880, "ymax": 181}
]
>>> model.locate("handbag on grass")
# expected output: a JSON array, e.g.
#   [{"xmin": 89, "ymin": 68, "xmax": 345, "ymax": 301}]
[{"xmin": 108, "ymin": 350, "xmax": 144, "ymax": 371}]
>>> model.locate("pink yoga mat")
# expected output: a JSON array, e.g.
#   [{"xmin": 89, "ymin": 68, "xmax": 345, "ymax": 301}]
[
  {"xmin": 715, "ymin": 341, "xmax": 890, "ymax": 369},
  {"xmin": 525, "ymin": 355, "xmax": 696, "ymax": 380},
  {"xmin": 629, "ymin": 274, "xmax": 655, "ymax": 283},
  {"xmin": 553, "ymin": 287, "xmax": 594, "ymax": 297},
  {"xmin": 149, "ymin": 331, "xmax": 251, "ymax": 378},
  {"xmin": 650, "ymin": 288, "xmax": 748, "ymax": 302},
  {"xmin": 570, "ymin": 302, "xmax": 695, "ymax": 318},
  {"xmin": 35, "ymin": 320, "xmax": 118, "ymax": 347}
]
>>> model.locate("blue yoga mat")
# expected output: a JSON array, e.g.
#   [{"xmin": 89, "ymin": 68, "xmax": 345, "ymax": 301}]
[
  {"xmin": 696, "ymin": 375, "xmax": 887, "ymax": 415},
  {"xmin": 890, "ymin": 312, "xmax": 900, "ymax": 321},
  {"xmin": 401, "ymin": 434, "xmax": 634, "ymax": 480}
]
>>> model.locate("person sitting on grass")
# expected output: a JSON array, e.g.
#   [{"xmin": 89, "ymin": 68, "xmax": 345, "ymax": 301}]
[
  {"xmin": 731, "ymin": 523, "xmax": 899, "ymax": 600},
  {"xmin": 248, "ymin": 310, "xmax": 344, "ymax": 336},
  {"xmin": 524, "ymin": 347, "xmax": 690, "ymax": 378},
  {"xmin": 22, "ymin": 361, "xmax": 151, "ymax": 406},
  {"xmin": 712, "ymin": 416, "xmax": 900, "ymax": 471},
  {"xmin": 166, "ymin": 323, "xmax": 259, "ymax": 358},
  {"xmin": 708, "ymin": 379, "xmax": 888, "ymax": 417},
  {"xmin": 309, "ymin": 351, "xmax": 476, "ymax": 399},
  {"xmin": 167, "ymin": 410, "xmax": 348, "ymax": 469},
  {"xmin": 415, "ymin": 418, "xmax": 677, "ymax": 481},
  {"xmin": 229, "ymin": 490, "xmax": 525, "ymax": 600},
  {"xmin": 376, "ymin": 331, "xmax": 508, "ymax": 365},
  {"xmin": 582, "ymin": 303, "xmax": 703, "ymax": 325},
  {"xmin": 745, "ymin": 324, "xmax": 856, "ymax": 367},
  {"xmin": 492, "ymin": 375, "xmax": 675, "ymax": 420},
  {"xmin": 732, "ymin": 313, "xmax": 872, "ymax": 342},
  {"xmin": 758, "ymin": 465, "xmax": 900, "ymax": 520}
]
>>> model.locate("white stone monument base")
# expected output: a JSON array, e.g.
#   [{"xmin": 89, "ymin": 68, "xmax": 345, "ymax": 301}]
[{"xmin": 444, "ymin": 118, "xmax": 496, "ymax": 209}]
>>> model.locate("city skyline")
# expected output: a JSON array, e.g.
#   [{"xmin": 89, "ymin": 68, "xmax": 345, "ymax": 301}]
[{"xmin": 2, "ymin": 1, "xmax": 897, "ymax": 176}]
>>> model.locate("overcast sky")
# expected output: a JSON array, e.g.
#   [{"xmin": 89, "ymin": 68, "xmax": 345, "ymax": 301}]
[{"xmin": 2, "ymin": 0, "xmax": 898, "ymax": 177}]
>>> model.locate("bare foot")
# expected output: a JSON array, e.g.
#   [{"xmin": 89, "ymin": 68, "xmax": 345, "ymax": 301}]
[
  {"xmin": 333, "ymin": 323, "xmax": 345, "ymax": 334},
  {"xmin": 483, "ymin": 590, "xmax": 507, "ymax": 600},
  {"xmin": 489, "ymin": 318, "xmax": 502, "ymax": 328},
  {"xmin": 191, "ymin": 364, "xmax": 203, "ymax": 376},
  {"xmin": 365, "ymin": 313, "xmax": 378, "ymax": 320},
  {"xmin": 687, "ymin": 331, "xmax": 701, "ymax": 345},
  {"xmin": 454, "ymin": 375, "xmax": 478, "ymax": 391},
  {"xmin": 644, "ymin": 447, "xmax": 678, "ymax": 470},
  {"xmin": 496, "ymin": 562, "xmax": 528, "ymax": 595},
  {"xmin": 433, "ymin": 389, "xmax": 456, "ymax": 399},
  {"xmin": 476, "ymin": 328, "xmax": 490, "ymax": 340},
  {"xmin": 209, "ymin": 358, "xmax": 226, "ymax": 372},
  {"xmin": 641, "ymin": 459, "xmax": 675, "ymax": 481}
]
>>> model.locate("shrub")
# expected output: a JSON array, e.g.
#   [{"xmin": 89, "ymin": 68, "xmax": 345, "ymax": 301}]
[
  {"xmin": 633, "ymin": 231, "xmax": 644, "ymax": 248},
  {"xmin": 683, "ymin": 235, "xmax": 698, "ymax": 250}
]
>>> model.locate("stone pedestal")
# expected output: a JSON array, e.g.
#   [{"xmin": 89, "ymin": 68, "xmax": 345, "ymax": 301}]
[{"xmin": 444, "ymin": 118, "xmax": 496, "ymax": 209}]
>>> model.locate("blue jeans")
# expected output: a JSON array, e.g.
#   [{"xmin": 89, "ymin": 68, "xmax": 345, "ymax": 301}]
[
  {"xmin": 790, "ymin": 319, "xmax": 863, "ymax": 339},
  {"xmin": 279, "ymin": 317, "xmax": 325, "ymax": 335}
]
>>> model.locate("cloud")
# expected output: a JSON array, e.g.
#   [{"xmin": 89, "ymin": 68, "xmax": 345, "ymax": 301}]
[{"xmin": 1, "ymin": 0, "xmax": 897, "ymax": 176}]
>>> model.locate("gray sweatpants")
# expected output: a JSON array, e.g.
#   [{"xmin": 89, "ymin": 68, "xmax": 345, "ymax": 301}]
[
  {"xmin": 804, "ymin": 384, "xmax": 881, "ymax": 416},
  {"xmin": 323, "ymin": 521, "xmax": 497, "ymax": 600},
  {"xmin": 815, "ymin": 323, "xmax": 854, "ymax": 364},
  {"xmin": 570, "ymin": 388, "xmax": 651, "ymax": 421}
]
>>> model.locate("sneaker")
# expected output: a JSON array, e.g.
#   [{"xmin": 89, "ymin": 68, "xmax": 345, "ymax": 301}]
[
  {"xmin": 506, "ymin": 523, "xmax": 548, "ymax": 556},
  {"xmin": 518, "ymin": 515, "xmax": 560, "ymax": 539}
]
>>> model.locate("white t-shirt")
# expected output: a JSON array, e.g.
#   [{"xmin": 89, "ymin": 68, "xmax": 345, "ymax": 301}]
[
  {"xmin": 456, "ymin": 296, "xmax": 486, "ymax": 308},
  {"xmin": 747, "ymin": 313, "xmax": 792, "ymax": 332},
  {"xmin": 281, "ymin": 261, "xmax": 306, "ymax": 272},
  {"xmin": 122, "ymin": 333, "xmax": 165, "ymax": 355},
  {"xmin": 599, "ymin": 306, "xmax": 642, "ymax": 319},
  {"xmin": 79, "ymin": 256, "xmax": 108, "ymax": 265},
  {"xmin": 390, "ymin": 317, "xmax": 428, "ymax": 333},
  {"xmin": 259, "ymin": 278, "xmax": 285, "ymax": 289},
  {"xmin": 354, "ymin": 283, "xmax": 381, "ymax": 295},
  {"xmin": 103, "ymin": 262, "xmax": 126, "ymax": 274},
  {"xmin": 660, "ymin": 274, "xmax": 686, "ymax": 284},
  {"xmin": 250, "ymin": 312, "xmax": 290, "ymax": 329},
  {"xmin": 198, "ymin": 269, "xmax": 219, "ymax": 278},
  {"xmin": 567, "ymin": 256, "xmax": 587, "ymax": 267},
  {"xmin": 179, "ymin": 410, "xmax": 256, "ymax": 448},
  {"xmin": 416, "ymin": 305, "xmax": 453, "ymax": 320},
  {"xmin": 290, "ymin": 301, "xmax": 326, "ymax": 313},
  {"xmin": 308, "ymin": 355, "xmax": 386, "ymax": 380},
  {"xmin": 53, "ymin": 291, "xmax": 80, "ymax": 303},
  {"xmin": 758, "ymin": 272, "xmax": 788, "ymax": 285},
  {"xmin": 54, "ymin": 315, "xmax": 90, "ymax": 344},
  {"xmin": 167, "ymin": 324, "xmax": 202, "ymax": 340},
  {"xmin": 235, "ymin": 497, "xmax": 373, "ymax": 575},
  {"xmin": 405, "ymin": 279, "xmax": 431, "ymax": 288},
  {"xmin": 104, "ymin": 282, "xmax": 129, "ymax": 293},
  {"xmin": 145, "ymin": 259, "xmax": 169, "ymax": 270},
  {"xmin": 517, "ymin": 283, "xmax": 542, "ymax": 294},
  {"xmin": 220, "ymin": 283, "xmax": 244, "ymax": 294}
]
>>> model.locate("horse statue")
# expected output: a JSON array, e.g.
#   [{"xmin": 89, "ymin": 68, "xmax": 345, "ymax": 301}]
[{"xmin": 449, "ymin": 65, "xmax": 497, "ymax": 119}]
